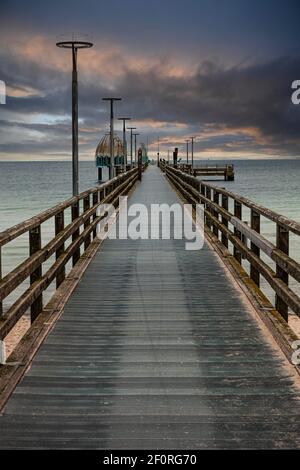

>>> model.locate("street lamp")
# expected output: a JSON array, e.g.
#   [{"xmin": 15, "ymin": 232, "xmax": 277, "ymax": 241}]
[
  {"xmin": 118, "ymin": 117, "xmax": 131, "ymax": 171},
  {"xmin": 56, "ymin": 40, "xmax": 93, "ymax": 196},
  {"xmin": 190, "ymin": 136, "xmax": 196, "ymax": 169},
  {"xmin": 102, "ymin": 97, "xmax": 122, "ymax": 179},
  {"xmin": 127, "ymin": 127, "xmax": 136, "ymax": 166},
  {"xmin": 133, "ymin": 133, "xmax": 140, "ymax": 164}
]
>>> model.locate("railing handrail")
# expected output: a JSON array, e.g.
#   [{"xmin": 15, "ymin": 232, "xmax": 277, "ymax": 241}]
[
  {"xmin": 178, "ymin": 164, "xmax": 232, "ymax": 169},
  {"xmin": 0, "ymin": 168, "xmax": 137, "ymax": 248},
  {"xmin": 169, "ymin": 165, "xmax": 300, "ymax": 236},
  {"xmin": 163, "ymin": 163, "xmax": 300, "ymax": 322}
]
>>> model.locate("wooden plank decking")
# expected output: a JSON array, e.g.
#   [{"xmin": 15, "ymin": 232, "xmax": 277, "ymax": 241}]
[{"xmin": 0, "ymin": 166, "xmax": 300, "ymax": 449}]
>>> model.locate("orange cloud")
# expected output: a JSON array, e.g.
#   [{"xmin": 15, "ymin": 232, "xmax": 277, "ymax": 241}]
[{"xmin": 7, "ymin": 33, "xmax": 196, "ymax": 82}]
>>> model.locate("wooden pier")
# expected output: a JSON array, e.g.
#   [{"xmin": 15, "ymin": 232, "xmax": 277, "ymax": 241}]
[
  {"xmin": 0, "ymin": 164, "xmax": 300, "ymax": 449},
  {"xmin": 172, "ymin": 163, "xmax": 235, "ymax": 180}
]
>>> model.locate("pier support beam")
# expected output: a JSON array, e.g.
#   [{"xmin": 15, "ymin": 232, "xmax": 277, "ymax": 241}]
[
  {"xmin": 71, "ymin": 202, "xmax": 80, "ymax": 267},
  {"xmin": 55, "ymin": 211, "xmax": 65, "ymax": 288},
  {"xmin": 0, "ymin": 248, "xmax": 2, "ymax": 317},
  {"xmin": 275, "ymin": 225, "xmax": 289, "ymax": 321},
  {"xmin": 29, "ymin": 225, "xmax": 43, "ymax": 323},
  {"xmin": 138, "ymin": 148, "xmax": 142, "ymax": 181},
  {"xmin": 234, "ymin": 201, "xmax": 242, "ymax": 264},
  {"xmin": 221, "ymin": 193, "xmax": 229, "ymax": 248},
  {"xmin": 250, "ymin": 210, "xmax": 260, "ymax": 287}
]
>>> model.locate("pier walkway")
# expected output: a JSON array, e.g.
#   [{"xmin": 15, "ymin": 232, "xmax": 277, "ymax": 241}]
[{"xmin": 0, "ymin": 166, "xmax": 300, "ymax": 449}]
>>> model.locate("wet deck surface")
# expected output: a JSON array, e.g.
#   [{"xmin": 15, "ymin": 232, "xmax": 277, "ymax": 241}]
[{"xmin": 0, "ymin": 166, "xmax": 300, "ymax": 449}]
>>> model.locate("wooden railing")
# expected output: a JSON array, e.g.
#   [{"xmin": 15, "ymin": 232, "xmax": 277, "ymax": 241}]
[
  {"xmin": 163, "ymin": 164, "xmax": 300, "ymax": 323},
  {"xmin": 160, "ymin": 160, "xmax": 234, "ymax": 180},
  {"xmin": 0, "ymin": 168, "xmax": 139, "ymax": 362}
]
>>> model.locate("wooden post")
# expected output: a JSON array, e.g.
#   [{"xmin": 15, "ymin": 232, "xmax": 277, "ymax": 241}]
[
  {"xmin": 0, "ymin": 247, "xmax": 2, "ymax": 317},
  {"xmin": 200, "ymin": 184, "xmax": 205, "ymax": 224},
  {"xmin": 250, "ymin": 210, "xmax": 260, "ymax": 287},
  {"xmin": 241, "ymin": 221, "xmax": 248, "ymax": 259},
  {"xmin": 275, "ymin": 224, "xmax": 289, "ymax": 321},
  {"xmin": 221, "ymin": 193, "xmax": 228, "ymax": 248},
  {"xmin": 83, "ymin": 195, "xmax": 91, "ymax": 250},
  {"xmin": 0, "ymin": 339, "xmax": 5, "ymax": 365},
  {"xmin": 0, "ymin": 263, "xmax": 5, "ymax": 363},
  {"xmin": 92, "ymin": 191, "xmax": 99, "ymax": 239},
  {"xmin": 200, "ymin": 183, "xmax": 205, "ymax": 198},
  {"xmin": 205, "ymin": 187, "xmax": 211, "ymax": 229},
  {"xmin": 29, "ymin": 225, "xmax": 43, "ymax": 322},
  {"xmin": 71, "ymin": 201, "xmax": 80, "ymax": 266},
  {"xmin": 213, "ymin": 190, "xmax": 219, "ymax": 238},
  {"xmin": 138, "ymin": 148, "xmax": 142, "ymax": 181},
  {"xmin": 234, "ymin": 200, "xmax": 242, "ymax": 264},
  {"xmin": 55, "ymin": 211, "xmax": 65, "ymax": 288}
]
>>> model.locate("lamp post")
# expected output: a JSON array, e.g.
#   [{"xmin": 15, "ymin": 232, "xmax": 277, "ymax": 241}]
[
  {"xmin": 118, "ymin": 117, "xmax": 131, "ymax": 171},
  {"xmin": 102, "ymin": 97, "xmax": 122, "ymax": 179},
  {"xmin": 190, "ymin": 136, "xmax": 196, "ymax": 170},
  {"xmin": 186, "ymin": 139, "xmax": 190, "ymax": 165},
  {"xmin": 133, "ymin": 133, "xmax": 140, "ymax": 165},
  {"xmin": 127, "ymin": 127, "xmax": 136, "ymax": 166},
  {"xmin": 56, "ymin": 40, "xmax": 93, "ymax": 196}
]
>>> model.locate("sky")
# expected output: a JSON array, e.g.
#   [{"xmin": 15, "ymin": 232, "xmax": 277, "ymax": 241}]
[{"xmin": 1, "ymin": 0, "xmax": 300, "ymax": 160}]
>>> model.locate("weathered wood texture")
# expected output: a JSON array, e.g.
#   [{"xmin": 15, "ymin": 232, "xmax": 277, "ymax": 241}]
[
  {"xmin": 0, "ymin": 166, "xmax": 299, "ymax": 449},
  {"xmin": 0, "ymin": 169, "xmax": 138, "ymax": 354}
]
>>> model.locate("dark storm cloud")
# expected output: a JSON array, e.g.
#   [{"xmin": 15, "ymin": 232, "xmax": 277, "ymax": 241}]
[
  {"xmin": 1, "ymin": 0, "xmax": 300, "ymax": 157},
  {"xmin": 115, "ymin": 56, "xmax": 300, "ymax": 141},
  {"xmin": 2, "ymin": 0, "xmax": 300, "ymax": 60},
  {"xmin": 3, "ymin": 53, "xmax": 300, "ymax": 156}
]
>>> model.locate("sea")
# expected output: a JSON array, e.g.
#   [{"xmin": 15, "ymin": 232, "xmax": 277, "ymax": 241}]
[{"xmin": 0, "ymin": 159, "xmax": 299, "ymax": 316}]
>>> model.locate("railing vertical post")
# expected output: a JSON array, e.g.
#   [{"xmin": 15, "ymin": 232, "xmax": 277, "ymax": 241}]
[
  {"xmin": 200, "ymin": 184, "xmax": 205, "ymax": 224},
  {"xmin": 84, "ymin": 195, "xmax": 91, "ymax": 250},
  {"xmin": 234, "ymin": 200, "xmax": 242, "ymax": 264},
  {"xmin": 250, "ymin": 210, "xmax": 260, "ymax": 287},
  {"xmin": 92, "ymin": 191, "xmax": 99, "ymax": 239},
  {"xmin": 213, "ymin": 190, "xmax": 219, "ymax": 238},
  {"xmin": 138, "ymin": 148, "xmax": 142, "ymax": 181},
  {"xmin": 71, "ymin": 201, "xmax": 80, "ymax": 266},
  {"xmin": 275, "ymin": 224, "xmax": 289, "ymax": 321},
  {"xmin": 55, "ymin": 211, "xmax": 65, "ymax": 288},
  {"xmin": 0, "ymin": 247, "xmax": 2, "ymax": 317},
  {"xmin": 205, "ymin": 187, "xmax": 211, "ymax": 229},
  {"xmin": 221, "ymin": 193, "xmax": 228, "ymax": 248},
  {"xmin": 29, "ymin": 225, "xmax": 43, "ymax": 322},
  {"xmin": 0, "ymin": 245, "xmax": 5, "ymax": 362}
]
